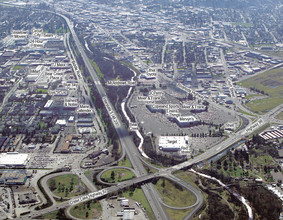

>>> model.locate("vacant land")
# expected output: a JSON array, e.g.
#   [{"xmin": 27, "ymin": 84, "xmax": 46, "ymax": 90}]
[
  {"xmin": 238, "ymin": 68, "xmax": 283, "ymax": 113},
  {"xmin": 100, "ymin": 168, "xmax": 135, "ymax": 183},
  {"xmin": 47, "ymin": 174, "xmax": 87, "ymax": 198},
  {"xmin": 154, "ymin": 178, "xmax": 196, "ymax": 207},
  {"xmin": 70, "ymin": 200, "xmax": 102, "ymax": 219}
]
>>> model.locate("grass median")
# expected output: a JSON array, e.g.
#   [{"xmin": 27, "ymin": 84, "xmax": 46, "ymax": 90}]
[{"xmin": 47, "ymin": 174, "xmax": 88, "ymax": 198}]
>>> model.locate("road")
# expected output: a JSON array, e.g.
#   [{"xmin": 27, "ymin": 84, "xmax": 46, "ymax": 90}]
[
  {"xmin": 0, "ymin": 78, "xmax": 22, "ymax": 113},
  {"xmin": 59, "ymin": 12, "xmax": 170, "ymax": 220}
]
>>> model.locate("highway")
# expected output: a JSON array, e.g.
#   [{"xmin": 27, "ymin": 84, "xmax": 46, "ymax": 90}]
[
  {"xmin": 3, "ymin": 3, "xmax": 282, "ymax": 220},
  {"xmin": 59, "ymin": 12, "xmax": 170, "ymax": 220}
]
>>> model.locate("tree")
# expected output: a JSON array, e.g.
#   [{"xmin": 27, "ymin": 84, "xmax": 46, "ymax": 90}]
[
  {"xmin": 111, "ymin": 171, "xmax": 115, "ymax": 180},
  {"xmin": 49, "ymin": 179, "xmax": 57, "ymax": 191},
  {"xmin": 161, "ymin": 179, "xmax": 165, "ymax": 187}
]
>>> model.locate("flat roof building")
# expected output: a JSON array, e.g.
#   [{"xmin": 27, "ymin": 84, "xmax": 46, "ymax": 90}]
[
  {"xmin": 158, "ymin": 136, "xmax": 190, "ymax": 152},
  {"xmin": 0, "ymin": 153, "xmax": 29, "ymax": 167},
  {"xmin": 174, "ymin": 115, "xmax": 199, "ymax": 127}
]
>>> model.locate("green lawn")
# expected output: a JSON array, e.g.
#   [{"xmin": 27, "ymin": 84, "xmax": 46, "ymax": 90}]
[
  {"xmin": 47, "ymin": 174, "xmax": 87, "ymax": 198},
  {"xmin": 70, "ymin": 200, "xmax": 102, "ymax": 219},
  {"xmin": 238, "ymin": 68, "xmax": 283, "ymax": 113},
  {"xmin": 118, "ymin": 157, "xmax": 133, "ymax": 168},
  {"xmin": 154, "ymin": 178, "xmax": 196, "ymax": 207},
  {"xmin": 100, "ymin": 168, "xmax": 135, "ymax": 183},
  {"xmin": 121, "ymin": 187, "xmax": 155, "ymax": 220}
]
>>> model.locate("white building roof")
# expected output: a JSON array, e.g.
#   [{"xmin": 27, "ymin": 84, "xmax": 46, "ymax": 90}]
[
  {"xmin": 0, "ymin": 153, "xmax": 29, "ymax": 166},
  {"xmin": 158, "ymin": 136, "xmax": 189, "ymax": 150},
  {"xmin": 176, "ymin": 116, "xmax": 198, "ymax": 123},
  {"xmin": 56, "ymin": 119, "xmax": 67, "ymax": 126}
]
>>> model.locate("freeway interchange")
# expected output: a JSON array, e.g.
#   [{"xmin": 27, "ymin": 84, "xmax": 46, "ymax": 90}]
[{"xmin": 3, "ymin": 3, "xmax": 281, "ymax": 220}]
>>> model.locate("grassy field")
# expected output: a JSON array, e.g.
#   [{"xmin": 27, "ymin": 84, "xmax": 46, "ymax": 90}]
[
  {"xmin": 174, "ymin": 171, "xmax": 209, "ymax": 220},
  {"xmin": 43, "ymin": 210, "xmax": 59, "ymax": 219},
  {"xmin": 154, "ymin": 178, "xmax": 196, "ymax": 207},
  {"xmin": 165, "ymin": 207, "xmax": 192, "ymax": 220},
  {"xmin": 35, "ymin": 88, "xmax": 48, "ymax": 94},
  {"xmin": 238, "ymin": 68, "xmax": 283, "ymax": 113},
  {"xmin": 13, "ymin": 65, "xmax": 25, "ymax": 71},
  {"xmin": 275, "ymin": 111, "xmax": 283, "ymax": 120},
  {"xmin": 70, "ymin": 200, "xmax": 102, "ymax": 219},
  {"xmin": 121, "ymin": 187, "xmax": 155, "ymax": 220},
  {"xmin": 259, "ymin": 50, "xmax": 283, "ymax": 58},
  {"xmin": 47, "ymin": 174, "xmax": 87, "ymax": 198},
  {"xmin": 118, "ymin": 157, "xmax": 133, "ymax": 168},
  {"xmin": 100, "ymin": 168, "xmax": 135, "ymax": 183},
  {"xmin": 239, "ymin": 109, "xmax": 256, "ymax": 117}
]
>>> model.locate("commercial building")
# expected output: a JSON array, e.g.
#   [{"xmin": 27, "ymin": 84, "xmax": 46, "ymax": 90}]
[
  {"xmin": 259, "ymin": 129, "xmax": 283, "ymax": 141},
  {"xmin": 174, "ymin": 115, "xmax": 199, "ymax": 127},
  {"xmin": 0, "ymin": 153, "xmax": 29, "ymax": 167},
  {"xmin": 0, "ymin": 170, "xmax": 27, "ymax": 185},
  {"xmin": 158, "ymin": 136, "xmax": 190, "ymax": 152},
  {"xmin": 123, "ymin": 210, "xmax": 135, "ymax": 220},
  {"xmin": 56, "ymin": 119, "xmax": 67, "ymax": 126},
  {"xmin": 44, "ymin": 100, "xmax": 54, "ymax": 109}
]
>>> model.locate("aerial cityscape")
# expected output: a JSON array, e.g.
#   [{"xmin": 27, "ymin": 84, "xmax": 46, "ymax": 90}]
[{"xmin": 0, "ymin": 0, "xmax": 282, "ymax": 219}]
